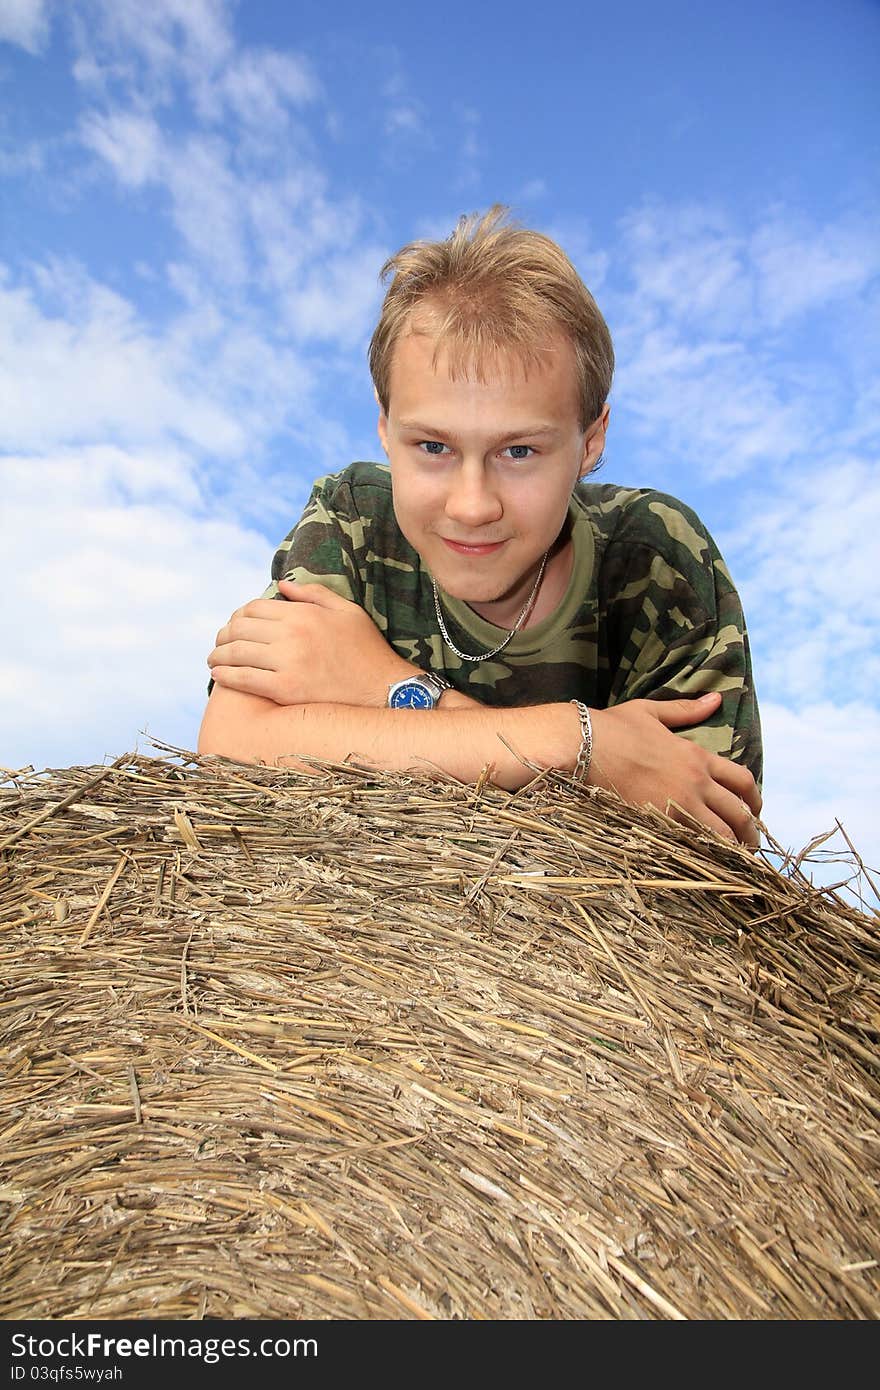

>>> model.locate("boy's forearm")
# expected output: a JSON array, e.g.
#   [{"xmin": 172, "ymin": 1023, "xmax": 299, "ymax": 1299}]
[{"xmin": 198, "ymin": 687, "xmax": 579, "ymax": 789}]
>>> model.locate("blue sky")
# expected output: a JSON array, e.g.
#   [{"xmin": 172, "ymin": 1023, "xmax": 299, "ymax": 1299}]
[{"xmin": 1, "ymin": 0, "xmax": 878, "ymax": 906}]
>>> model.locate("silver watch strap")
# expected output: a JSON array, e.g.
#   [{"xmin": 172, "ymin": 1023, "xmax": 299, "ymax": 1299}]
[{"xmin": 418, "ymin": 672, "xmax": 451, "ymax": 700}]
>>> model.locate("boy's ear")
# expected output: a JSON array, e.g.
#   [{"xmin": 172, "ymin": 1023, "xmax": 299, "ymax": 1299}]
[
  {"xmin": 377, "ymin": 406, "xmax": 389, "ymax": 456},
  {"xmin": 579, "ymin": 404, "xmax": 610, "ymax": 478}
]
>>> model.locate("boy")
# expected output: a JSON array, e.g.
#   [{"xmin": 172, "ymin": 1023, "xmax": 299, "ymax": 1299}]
[{"xmin": 199, "ymin": 207, "xmax": 762, "ymax": 846}]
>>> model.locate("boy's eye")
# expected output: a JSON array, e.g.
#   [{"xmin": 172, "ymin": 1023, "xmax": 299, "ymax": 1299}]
[
  {"xmin": 419, "ymin": 440, "xmax": 450, "ymax": 455},
  {"xmin": 503, "ymin": 445, "xmax": 534, "ymax": 460}
]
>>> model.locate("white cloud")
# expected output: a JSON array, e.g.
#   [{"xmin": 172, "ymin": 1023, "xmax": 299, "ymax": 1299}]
[
  {"xmin": 164, "ymin": 133, "xmax": 251, "ymax": 284},
  {"xmin": 4, "ymin": 445, "xmax": 202, "ymax": 510},
  {"xmin": 72, "ymin": 0, "xmax": 233, "ymax": 106},
  {"xmin": 0, "ymin": 0, "xmax": 50, "ymax": 53},
  {"xmin": 752, "ymin": 212, "xmax": 880, "ymax": 326},
  {"xmin": 79, "ymin": 111, "xmax": 254, "ymax": 287},
  {"xmin": 721, "ymin": 457, "xmax": 880, "ymax": 912},
  {"xmin": 517, "ymin": 179, "xmax": 547, "ymax": 202},
  {"xmin": 79, "ymin": 109, "xmax": 163, "ymax": 187},
  {"xmin": 728, "ymin": 458, "xmax": 880, "ymax": 705},
  {"xmin": 0, "ymin": 261, "xmax": 248, "ymax": 454},
  {"xmin": 385, "ymin": 106, "xmax": 423, "ymax": 137},
  {"xmin": 70, "ymin": 0, "xmax": 320, "ymax": 144},
  {"xmin": 246, "ymin": 170, "xmax": 331, "ymax": 286},
  {"xmin": 283, "ymin": 243, "xmax": 388, "ymax": 346},
  {"xmin": 217, "ymin": 47, "xmax": 320, "ymax": 127},
  {"xmin": 0, "ymin": 446, "xmax": 272, "ymax": 770},
  {"xmin": 759, "ymin": 699, "xmax": 880, "ymax": 909},
  {"xmin": 617, "ymin": 202, "xmax": 751, "ymax": 333},
  {"xmin": 609, "ymin": 200, "xmax": 877, "ymax": 479},
  {"xmin": 379, "ymin": 68, "xmax": 431, "ymax": 153},
  {"xmin": 0, "ymin": 249, "xmax": 369, "ymax": 776},
  {"xmin": 0, "ymin": 136, "xmax": 47, "ymax": 175},
  {"xmin": 610, "ymin": 205, "xmax": 798, "ymax": 476},
  {"xmin": 75, "ymin": 76, "xmax": 384, "ymax": 333},
  {"xmin": 615, "ymin": 324, "xmax": 810, "ymax": 477},
  {"xmin": 544, "ymin": 216, "xmax": 610, "ymax": 297},
  {"xmin": 455, "ymin": 106, "xmax": 483, "ymax": 190}
]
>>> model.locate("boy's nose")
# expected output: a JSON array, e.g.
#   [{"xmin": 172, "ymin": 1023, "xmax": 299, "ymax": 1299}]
[{"xmin": 444, "ymin": 462, "xmax": 503, "ymax": 529}]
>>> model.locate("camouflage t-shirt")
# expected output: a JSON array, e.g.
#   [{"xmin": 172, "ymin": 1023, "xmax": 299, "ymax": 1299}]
[{"xmin": 266, "ymin": 461, "xmax": 762, "ymax": 784}]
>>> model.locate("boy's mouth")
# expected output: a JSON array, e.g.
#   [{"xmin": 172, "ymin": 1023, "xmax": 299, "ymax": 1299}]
[{"xmin": 441, "ymin": 538, "xmax": 506, "ymax": 556}]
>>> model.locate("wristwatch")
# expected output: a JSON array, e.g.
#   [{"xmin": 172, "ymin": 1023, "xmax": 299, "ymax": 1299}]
[{"xmin": 387, "ymin": 672, "xmax": 452, "ymax": 709}]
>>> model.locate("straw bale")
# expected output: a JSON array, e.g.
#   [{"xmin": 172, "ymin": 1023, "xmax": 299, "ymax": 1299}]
[{"xmin": 1, "ymin": 747, "xmax": 878, "ymax": 1321}]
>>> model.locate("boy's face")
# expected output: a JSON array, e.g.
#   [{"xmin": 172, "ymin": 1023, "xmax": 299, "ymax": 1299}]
[{"xmin": 377, "ymin": 327, "xmax": 608, "ymax": 627}]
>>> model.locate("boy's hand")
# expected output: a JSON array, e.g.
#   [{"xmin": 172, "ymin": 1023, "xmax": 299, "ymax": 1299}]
[
  {"xmin": 589, "ymin": 692, "xmax": 762, "ymax": 847},
  {"xmin": 207, "ymin": 580, "xmax": 414, "ymax": 707}
]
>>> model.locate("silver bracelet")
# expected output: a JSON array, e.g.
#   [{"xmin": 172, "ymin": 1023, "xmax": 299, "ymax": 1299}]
[{"xmin": 569, "ymin": 700, "xmax": 593, "ymax": 782}]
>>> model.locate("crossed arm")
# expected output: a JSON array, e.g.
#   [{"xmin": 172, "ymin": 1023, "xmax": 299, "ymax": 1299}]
[{"xmin": 198, "ymin": 580, "xmax": 762, "ymax": 846}]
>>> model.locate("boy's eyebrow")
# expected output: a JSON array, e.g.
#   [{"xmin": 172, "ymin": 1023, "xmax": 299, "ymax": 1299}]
[{"xmin": 396, "ymin": 419, "xmax": 562, "ymax": 439}]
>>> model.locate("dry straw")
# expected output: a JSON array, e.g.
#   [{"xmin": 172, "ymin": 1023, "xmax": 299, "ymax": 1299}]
[{"xmin": 1, "ymin": 744, "xmax": 878, "ymax": 1320}]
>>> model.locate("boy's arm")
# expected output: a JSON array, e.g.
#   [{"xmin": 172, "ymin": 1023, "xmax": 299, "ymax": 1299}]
[
  {"xmin": 200, "ymin": 636, "xmax": 760, "ymax": 845},
  {"xmin": 198, "ymin": 685, "xmax": 578, "ymax": 789},
  {"xmin": 200, "ymin": 580, "xmax": 572, "ymax": 784}
]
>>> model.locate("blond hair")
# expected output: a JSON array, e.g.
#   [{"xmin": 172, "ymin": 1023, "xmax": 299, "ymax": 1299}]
[{"xmin": 369, "ymin": 205, "xmax": 614, "ymax": 429}]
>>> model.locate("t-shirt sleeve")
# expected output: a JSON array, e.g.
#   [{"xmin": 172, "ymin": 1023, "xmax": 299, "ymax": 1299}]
[
  {"xmin": 603, "ymin": 496, "xmax": 763, "ymax": 787},
  {"xmin": 264, "ymin": 475, "xmax": 367, "ymax": 604}
]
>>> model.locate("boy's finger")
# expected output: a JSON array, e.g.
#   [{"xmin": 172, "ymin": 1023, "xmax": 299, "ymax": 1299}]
[
  {"xmin": 208, "ymin": 641, "xmax": 277, "ymax": 672},
  {"xmin": 277, "ymin": 579, "xmax": 352, "ymax": 608},
  {"xmin": 647, "ymin": 692, "xmax": 722, "ymax": 728}
]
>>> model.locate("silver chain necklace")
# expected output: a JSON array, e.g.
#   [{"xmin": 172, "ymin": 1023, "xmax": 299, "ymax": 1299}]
[{"xmin": 432, "ymin": 548, "xmax": 550, "ymax": 662}]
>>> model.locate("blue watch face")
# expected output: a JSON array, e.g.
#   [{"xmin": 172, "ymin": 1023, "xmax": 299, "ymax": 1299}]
[{"xmin": 390, "ymin": 682, "xmax": 434, "ymax": 708}]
